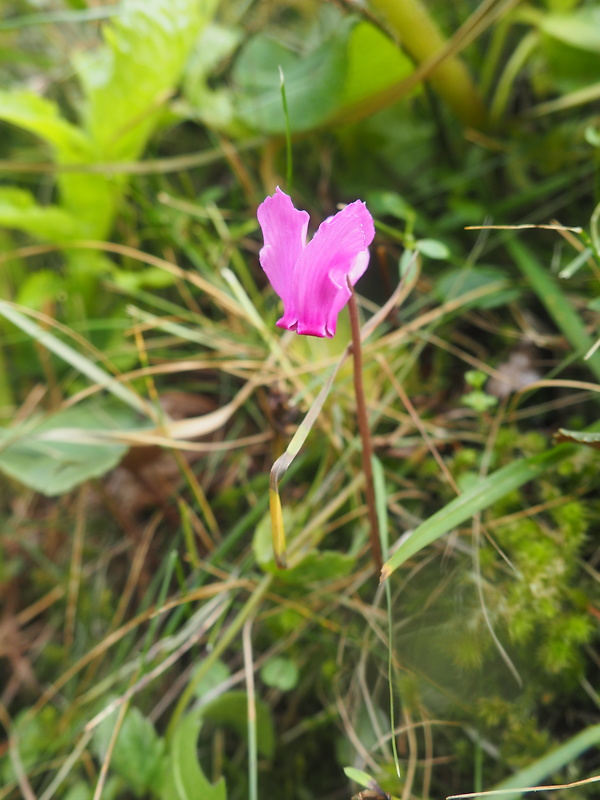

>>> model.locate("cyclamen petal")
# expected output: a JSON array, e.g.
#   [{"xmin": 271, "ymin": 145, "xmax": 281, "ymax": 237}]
[
  {"xmin": 257, "ymin": 188, "xmax": 375, "ymax": 338},
  {"xmin": 257, "ymin": 188, "xmax": 308, "ymax": 321}
]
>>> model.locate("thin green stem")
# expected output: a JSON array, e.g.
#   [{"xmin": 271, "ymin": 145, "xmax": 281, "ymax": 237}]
[
  {"xmin": 385, "ymin": 578, "xmax": 401, "ymax": 779},
  {"xmin": 347, "ymin": 281, "xmax": 383, "ymax": 571},
  {"xmin": 279, "ymin": 66, "xmax": 293, "ymax": 190},
  {"xmin": 374, "ymin": 456, "xmax": 402, "ymax": 780}
]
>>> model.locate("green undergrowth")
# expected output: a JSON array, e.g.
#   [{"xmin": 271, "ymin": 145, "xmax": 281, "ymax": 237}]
[{"xmin": 1, "ymin": 1, "xmax": 600, "ymax": 799}]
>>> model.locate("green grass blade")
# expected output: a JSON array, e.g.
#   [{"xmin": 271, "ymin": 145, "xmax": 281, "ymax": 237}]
[
  {"xmin": 558, "ymin": 246, "xmax": 594, "ymax": 279},
  {"xmin": 381, "ymin": 444, "xmax": 574, "ymax": 581},
  {"xmin": 506, "ymin": 237, "xmax": 600, "ymax": 382},
  {"xmin": 483, "ymin": 723, "xmax": 600, "ymax": 800},
  {"xmin": 0, "ymin": 300, "xmax": 154, "ymax": 418}
]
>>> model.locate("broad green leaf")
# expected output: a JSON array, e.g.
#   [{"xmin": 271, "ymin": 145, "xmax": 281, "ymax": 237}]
[
  {"xmin": 233, "ymin": 29, "xmax": 348, "ymax": 133},
  {"xmin": 507, "ymin": 237, "xmax": 600, "ymax": 382},
  {"xmin": 92, "ymin": 706, "xmax": 165, "ymax": 797},
  {"xmin": 0, "ymin": 401, "xmax": 135, "ymax": 496},
  {"xmin": 0, "ymin": 1, "xmax": 213, "ymax": 246},
  {"xmin": 260, "ymin": 657, "xmax": 299, "ymax": 691},
  {"xmin": 0, "ymin": 187, "xmax": 83, "ymax": 242},
  {"xmin": 201, "ymin": 691, "xmax": 275, "ymax": 758},
  {"xmin": 381, "ymin": 444, "xmax": 574, "ymax": 580},
  {"xmin": 162, "ymin": 710, "xmax": 226, "ymax": 800},
  {"xmin": 60, "ymin": 0, "xmax": 212, "ymax": 237},
  {"xmin": 342, "ymin": 21, "xmax": 413, "ymax": 107}
]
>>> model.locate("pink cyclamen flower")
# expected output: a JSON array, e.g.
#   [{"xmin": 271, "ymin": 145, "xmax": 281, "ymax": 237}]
[{"xmin": 257, "ymin": 187, "xmax": 375, "ymax": 338}]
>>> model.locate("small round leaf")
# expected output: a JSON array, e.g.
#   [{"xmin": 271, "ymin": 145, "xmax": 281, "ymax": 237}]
[{"xmin": 260, "ymin": 656, "xmax": 299, "ymax": 691}]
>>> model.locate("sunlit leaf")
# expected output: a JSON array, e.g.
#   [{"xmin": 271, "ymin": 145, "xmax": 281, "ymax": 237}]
[{"xmin": 74, "ymin": 0, "xmax": 213, "ymax": 160}]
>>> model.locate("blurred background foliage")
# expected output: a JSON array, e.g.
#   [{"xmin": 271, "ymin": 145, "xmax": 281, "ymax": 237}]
[{"xmin": 1, "ymin": 1, "xmax": 600, "ymax": 799}]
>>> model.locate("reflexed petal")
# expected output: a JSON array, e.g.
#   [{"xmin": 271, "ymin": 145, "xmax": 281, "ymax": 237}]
[
  {"xmin": 257, "ymin": 188, "xmax": 309, "ymax": 323},
  {"xmin": 292, "ymin": 200, "xmax": 374, "ymax": 337}
]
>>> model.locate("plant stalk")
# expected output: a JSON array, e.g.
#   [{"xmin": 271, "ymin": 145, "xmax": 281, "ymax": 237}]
[
  {"xmin": 367, "ymin": 0, "xmax": 488, "ymax": 128},
  {"xmin": 347, "ymin": 280, "xmax": 383, "ymax": 572}
]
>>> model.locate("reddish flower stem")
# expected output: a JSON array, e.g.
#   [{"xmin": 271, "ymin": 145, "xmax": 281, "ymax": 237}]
[{"xmin": 347, "ymin": 280, "xmax": 383, "ymax": 572}]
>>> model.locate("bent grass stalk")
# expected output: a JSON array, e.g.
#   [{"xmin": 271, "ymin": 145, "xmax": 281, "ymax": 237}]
[{"xmin": 269, "ymin": 258, "xmax": 420, "ymax": 568}]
